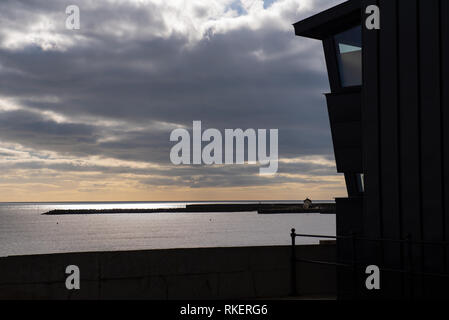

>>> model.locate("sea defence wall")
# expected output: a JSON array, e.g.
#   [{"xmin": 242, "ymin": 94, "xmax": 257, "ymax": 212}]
[{"xmin": 0, "ymin": 245, "xmax": 336, "ymax": 300}]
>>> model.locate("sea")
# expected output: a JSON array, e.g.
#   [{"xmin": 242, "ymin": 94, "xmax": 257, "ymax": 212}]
[{"xmin": 0, "ymin": 201, "xmax": 336, "ymax": 257}]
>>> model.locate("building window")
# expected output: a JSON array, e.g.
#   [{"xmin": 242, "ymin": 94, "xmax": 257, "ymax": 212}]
[
  {"xmin": 359, "ymin": 173, "xmax": 365, "ymax": 193},
  {"xmin": 334, "ymin": 25, "xmax": 362, "ymax": 87}
]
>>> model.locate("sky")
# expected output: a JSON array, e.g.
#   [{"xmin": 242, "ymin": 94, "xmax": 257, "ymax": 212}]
[{"xmin": 0, "ymin": 0, "xmax": 346, "ymax": 202}]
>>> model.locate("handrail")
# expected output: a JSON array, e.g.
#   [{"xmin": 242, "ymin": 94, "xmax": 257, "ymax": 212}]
[
  {"xmin": 292, "ymin": 229, "xmax": 449, "ymax": 246},
  {"xmin": 291, "ymin": 233, "xmax": 340, "ymax": 239},
  {"xmin": 289, "ymin": 228, "xmax": 449, "ymax": 297}
]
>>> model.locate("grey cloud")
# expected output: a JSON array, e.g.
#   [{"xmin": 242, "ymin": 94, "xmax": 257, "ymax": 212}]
[{"xmin": 0, "ymin": 0, "xmax": 343, "ymax": 190}]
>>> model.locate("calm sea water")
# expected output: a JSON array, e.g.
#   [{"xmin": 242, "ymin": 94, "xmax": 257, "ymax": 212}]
[{"xmin": 0, "ymin": 201, "xmax": 335, "ymax": 257}]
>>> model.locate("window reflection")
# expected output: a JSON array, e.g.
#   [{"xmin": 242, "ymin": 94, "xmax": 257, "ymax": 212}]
[{"xmin": 334, "ymin": 26, "xmax": 362, "ymax": 87}]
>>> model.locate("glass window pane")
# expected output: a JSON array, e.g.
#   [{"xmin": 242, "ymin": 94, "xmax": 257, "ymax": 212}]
[{"xmin": 334, "ymin": 26, "xmax": 362, "ymax": 87}]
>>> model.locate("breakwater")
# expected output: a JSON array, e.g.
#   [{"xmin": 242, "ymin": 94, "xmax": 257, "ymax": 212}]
[{"xmin": 43, "ymin": 203, "xmax": 336, "ymax": 215}]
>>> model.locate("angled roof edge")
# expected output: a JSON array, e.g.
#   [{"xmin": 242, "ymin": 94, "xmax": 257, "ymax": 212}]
[{"xmin": 293, "ymin": 0, "xmax": 361, "ymax": 40}]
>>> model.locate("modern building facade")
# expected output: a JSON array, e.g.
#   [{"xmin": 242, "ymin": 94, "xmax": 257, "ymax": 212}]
[{"xmin": 294, "ymin": 0, "xmax": 449, "ymax": 299}]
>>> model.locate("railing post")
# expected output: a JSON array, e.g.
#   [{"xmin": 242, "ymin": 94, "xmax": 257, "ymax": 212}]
[{"xmin": 290, "ymin": 228, "xmax": 297, "ymax": 296}]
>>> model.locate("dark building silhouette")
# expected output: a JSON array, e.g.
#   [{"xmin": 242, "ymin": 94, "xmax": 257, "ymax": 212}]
[{"xmin": 294, "ymin": 0, "xmax": 449, "ymax": 299}]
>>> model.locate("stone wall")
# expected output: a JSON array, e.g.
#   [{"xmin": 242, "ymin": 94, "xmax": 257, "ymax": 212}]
[{"xmin": 0, "ymin": 245, "xmax": 336, "ymax": 299}]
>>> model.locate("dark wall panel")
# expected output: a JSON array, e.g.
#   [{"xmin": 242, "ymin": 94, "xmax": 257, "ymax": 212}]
[
  {"xmin": 361, "ymin": 0, "xmax": 381, "ymax": 229},
  {"xmin": 346, "ymin": 0, "xmax": 449, "ymax": 299},
  {"xmin": 332, "ymin": 122, "xmax": 362, "ymax": 148},
  {"xmin": 361, "ymin": 0, "xmax": 382, "ymax": 299},
  {"xmin": 397, "ymin": 0, "xmax": 423, "ymax": 297},
  {"xmin": 419, "ymin": 0, "xmax": 443, "ymax": 249},
  {"xmin": 336, "ymin": 197, "xmax": 363, "ymax": 299},
  {"xmin": 326, "ymin": 92, "xmax": 361, "ymax": 123},
  {"xmin": 326, "ymin": 92, "xmax": 363, "ymax": 173},
  {"xmin": 398, "ymin": 0, "xmax": 421, "ymax": 242},
  {"xmin": 361, "ymin": 0, "xmax": 381, "ymax": 249},
  {"xmin": 334, "ymin": 148, "xmax": 363, "ymax": 173},
  {"xmin": 378, "ymin": 0, "xmax": 402, "ymax": 298},
  {"xmin": 363, "ymin": 0, "xmax": 449, "ymax": 298},
  {"xmin": 419, "ymin": 0, "xmax": 445, "ymax": 296},
  {"xmin": 441, "ymin": 0, "xmax": 449, "ymax": 274}
]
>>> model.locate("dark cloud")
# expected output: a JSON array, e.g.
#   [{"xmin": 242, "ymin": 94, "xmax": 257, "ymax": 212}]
[{"xmin": 0, "ymin": 0, "xmax": 344, "ymax": 191}]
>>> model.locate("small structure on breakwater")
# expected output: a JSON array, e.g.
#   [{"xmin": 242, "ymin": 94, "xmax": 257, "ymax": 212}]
[{"xmin": 303, "ymin": 198, "xmax": 313, "ymax": 209}]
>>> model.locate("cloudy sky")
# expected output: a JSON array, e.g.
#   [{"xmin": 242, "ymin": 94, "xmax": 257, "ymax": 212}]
[{"xmin": 0, "ymin": 0, "xmax": 346, "ymax": 202}]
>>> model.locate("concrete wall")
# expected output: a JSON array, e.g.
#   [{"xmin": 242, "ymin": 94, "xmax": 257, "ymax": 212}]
[{"xmin": 0, "ymin": 245, "xmax": 336, "ymax": 300}]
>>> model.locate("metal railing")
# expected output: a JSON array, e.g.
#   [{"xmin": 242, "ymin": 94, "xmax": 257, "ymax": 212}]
[{"xmin": 289, "ymin": 228, "xmax": 449, "ymax": 297}]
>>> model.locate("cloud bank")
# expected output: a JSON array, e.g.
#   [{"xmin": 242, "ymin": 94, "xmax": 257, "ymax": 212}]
[{"xmin": 0, "ymin": 0, "xmax": 346, "ymax": 201}]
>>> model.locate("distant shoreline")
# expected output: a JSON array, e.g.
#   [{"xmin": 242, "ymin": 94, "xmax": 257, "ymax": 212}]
[{"xmin": 42, "ymin": 203, "xmax": 336, "ymax": 215}]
